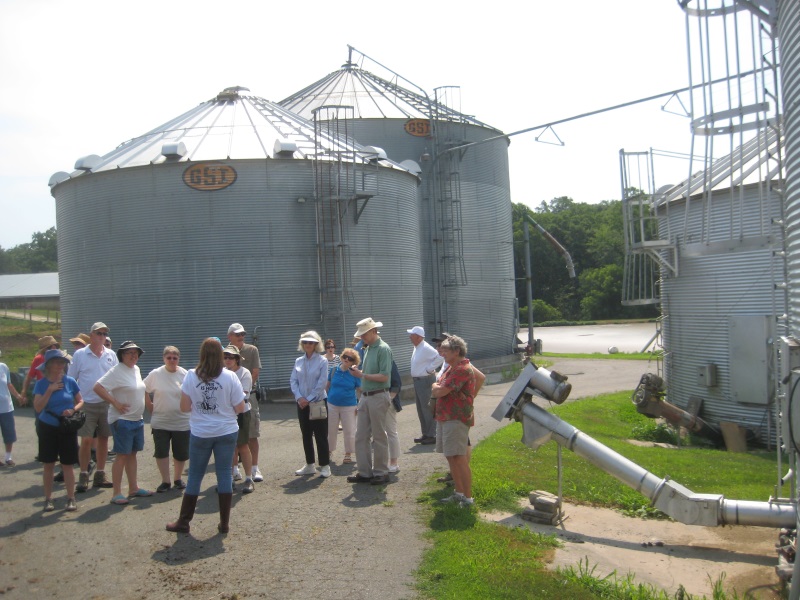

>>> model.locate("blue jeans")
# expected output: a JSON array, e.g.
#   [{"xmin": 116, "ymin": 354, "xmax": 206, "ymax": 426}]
[{"xmin": 186, "ymin": 431, "xmax": 238, "ymax": 495}]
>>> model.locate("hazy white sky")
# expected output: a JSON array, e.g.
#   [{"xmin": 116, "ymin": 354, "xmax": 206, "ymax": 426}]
[{"xmin": 0, "ymin": 0, "xmax": 692, "ymax": 248}]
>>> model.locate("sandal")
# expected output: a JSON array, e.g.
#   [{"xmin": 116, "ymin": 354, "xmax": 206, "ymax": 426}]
[
  {"xmin": 110, "ymin": 494, "xmax": 129, "ymax": 505},
  {"xmin": 343, "ymin": 454, "xmax": 352, "ymax": 464},
  {"xmin": 128, "ymin": 488, "xmax": 153, "ymax": 498}
]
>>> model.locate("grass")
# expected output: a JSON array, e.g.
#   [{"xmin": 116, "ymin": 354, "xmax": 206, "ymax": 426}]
[
  {"xmin": 415, "ymin": 391, "xmax": 781, "ymax": 599},
  {"xmin": 0, "ymin": 316, "xmax": 62, "ymax": 391}
]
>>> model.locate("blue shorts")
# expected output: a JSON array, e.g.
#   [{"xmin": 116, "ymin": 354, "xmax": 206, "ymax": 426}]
[
  {"xmin": 111, "ymin": 419, "xmax": 144, "ymax": 454},
  {"xmin": 0, "ymin": 412, "xmax": 17, "ymax": 445}
]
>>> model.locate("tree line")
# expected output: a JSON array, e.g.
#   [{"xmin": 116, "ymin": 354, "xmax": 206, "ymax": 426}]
[
  {"xmin": 513, "ymin": 197, "xmax": 656, "ymax": 323},
  {"xmin": 3, "ymin": 204, "xmax": 653, "ymax": 322},
  {"xmin": 0, "ymin": 227, "xmax": 58, "ymax": 274}
]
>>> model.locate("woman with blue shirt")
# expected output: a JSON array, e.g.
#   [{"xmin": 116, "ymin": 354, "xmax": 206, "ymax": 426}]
[
  {"xmin": 290, "ymin": 330, "xmax": 330, "ymax": 478},
  {"xmin": 33, "ymin": 349, "xmax": 84, "ymax": 512},
  {"xmin": 327, "ymin": 347, "xmax": 361, "ymax": 464}
]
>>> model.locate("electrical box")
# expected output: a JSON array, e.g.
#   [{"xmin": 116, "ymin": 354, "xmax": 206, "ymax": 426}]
[{"xmin": 697, "ymin": 364, "xmax": 717, "ymax": 387}]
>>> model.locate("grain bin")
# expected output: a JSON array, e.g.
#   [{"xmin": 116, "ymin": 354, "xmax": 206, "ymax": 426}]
[
  {"xmin": 279, "ymin": 58, "xmax": 516, "ymax": 359},
  {"xmin": 49, "ymin": 87, "xmax": 421, "ymax": 389}
]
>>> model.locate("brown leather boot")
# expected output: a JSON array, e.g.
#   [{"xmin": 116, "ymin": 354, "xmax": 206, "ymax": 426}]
[
  {"xmin": 217, "ymin": 493, "xmax": 232, "ymax": 533},
  {"xmin": 166, "ymin": 494, "xmax": 198, "ymax": 533}
]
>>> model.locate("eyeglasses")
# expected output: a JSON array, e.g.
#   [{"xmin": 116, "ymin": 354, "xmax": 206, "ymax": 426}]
[
  {"xmin": 341, "ymin": 355, "xmax": 354, "ymax": 361},
  {"xmin": 94, "ymin": 331, "xmax": 109, "ymax": 336}
]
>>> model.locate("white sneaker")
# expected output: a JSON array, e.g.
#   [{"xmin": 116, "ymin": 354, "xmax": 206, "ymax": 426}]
[
  {"xmin": 439, "ymin": 492, "xmax": 465, "ymax": 504},
  {"xmin": 232, "ymin": 466, "xmax": 242, "ymax": 481},
  {"xmin": 295, "ymin": 463, "xmax": 316, "ymax": 476},
  {"xmin": 458, "ymin": 497, "xmax": 475, "ymax": 508},
  {"xmin": 388, "ymin": 465, "xmax": 400, "ymax": 473},
  {"xmin": 319, "ymin": 465, "xmax": 331, "ymax": 478},
  {"xmin": 252, "ymin": 466, "xmax": 264, "ymax": 482}
]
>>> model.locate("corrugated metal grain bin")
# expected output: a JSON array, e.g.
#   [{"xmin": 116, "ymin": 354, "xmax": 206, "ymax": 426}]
[
  {"xmin": 279, "ymin": 63, "xmax": 516, "ymax": 359},
  {"xmin": 49, "ymin": 88, "xmax": 422, "ymax": 389}
]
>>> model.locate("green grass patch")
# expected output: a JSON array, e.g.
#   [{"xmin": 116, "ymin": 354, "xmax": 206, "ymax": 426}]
[
  {"xmin": 472, "ymin": 392, "xmax": 779, "ymax": 516},
  {"xmin": 415, "ymin": 391, "xmax": 779, "ymax": 598},
  {"xmin": 0, "ymin": 316, "xmax": 61, "ymax": 374},
  {"xmin": 416, "ymin": 488, "xmax": 596, "ymax": 600}
]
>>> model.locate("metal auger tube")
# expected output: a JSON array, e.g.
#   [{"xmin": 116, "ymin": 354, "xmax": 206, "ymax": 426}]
[{"xmin": 511, "ymin": 397, "xmax": 796, "ymax": 528}]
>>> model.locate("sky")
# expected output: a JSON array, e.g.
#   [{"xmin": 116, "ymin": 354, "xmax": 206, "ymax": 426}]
[{"xmin": 0, "ymin": 0, "xmax": 694, "ymax": 249}]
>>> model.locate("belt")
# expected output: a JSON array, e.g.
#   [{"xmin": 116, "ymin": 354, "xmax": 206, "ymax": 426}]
[
  {"xmin": 362, "ymin": 388, "xmax": 389, "ymax": 397},
  {"xmin": 413, "ymin": 375, "xmax": 433, "ymax": 380}
]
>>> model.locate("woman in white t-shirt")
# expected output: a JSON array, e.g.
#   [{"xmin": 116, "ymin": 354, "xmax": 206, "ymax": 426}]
[
  {"xmin": 166, "ymin": 338, "xmax": 245, "ymax": 535},
  {"xmin": 144, "ymin": 346, "xmax": 189, "ymax": 493},
  {"xmin": 93, "ymin": 341, "xmax": 151, "ymax": 505}
]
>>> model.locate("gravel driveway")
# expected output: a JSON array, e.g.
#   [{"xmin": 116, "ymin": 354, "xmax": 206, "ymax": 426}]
[{"xmin": 0, "ymin": 358, "xmax": 649, "ymax": 599}]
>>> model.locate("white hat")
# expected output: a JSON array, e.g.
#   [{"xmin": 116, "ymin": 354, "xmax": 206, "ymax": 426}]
[
  {"xmin": 406, "ymin": 326, "xmax": 425, "ymax": 337},
  {"xmin": 228, "ymin": 323, "xmax": 246, "ymax": 335},
  {"xmin": 354, "ymin": 317, "xmax": 383, "ymax": 338}
]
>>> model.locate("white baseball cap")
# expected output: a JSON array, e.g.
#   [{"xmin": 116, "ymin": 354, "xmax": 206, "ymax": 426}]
[{"xmin": 406, "ymin": 326, "xmax": 425, "ymax": 337}]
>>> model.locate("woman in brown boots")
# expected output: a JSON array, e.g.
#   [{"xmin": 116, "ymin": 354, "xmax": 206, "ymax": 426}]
[{"xmin": 166, "ymin": 338, "xmax": 245, "ymax": 534}]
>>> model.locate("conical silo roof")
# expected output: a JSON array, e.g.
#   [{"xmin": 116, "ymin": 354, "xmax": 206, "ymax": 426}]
[
  {"xmin": 50, "ymin": 86, "xmax": 404, "ymax": 185},
  {"xmin": 278, "ymin": 62, "xmax": 500, "ymax": 131}
]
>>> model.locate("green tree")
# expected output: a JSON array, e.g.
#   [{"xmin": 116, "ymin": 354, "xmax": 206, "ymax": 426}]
[{"xmin": 2, "ymin": 228, "xmax": 58, "ymax": 273}]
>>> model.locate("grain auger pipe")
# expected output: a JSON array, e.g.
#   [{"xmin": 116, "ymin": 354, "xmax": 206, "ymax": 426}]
[{"xmin": 492, "ymin": 363, "xmax": 796, "ymax": 528}]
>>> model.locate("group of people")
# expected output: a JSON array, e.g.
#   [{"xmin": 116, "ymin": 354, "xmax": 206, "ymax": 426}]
[
  {"xmin": 0, "ymin": 315, "xmax": 482, "ymax": 532},
  {"xmin": 287, "ymin": 318, "xmax": 481, "ymax": 507}
]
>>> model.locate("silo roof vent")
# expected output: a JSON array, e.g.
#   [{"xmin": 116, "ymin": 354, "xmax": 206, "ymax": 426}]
[
  {"xmin": 74, "ymin": 155, "xmax": 102, "ymax": 171},
  {"xmin": 161, "ymin": 142, "xmax": 187, "ymax": 159},
  {"xmin": 215, "ymin": 86, "xmax": 250, "ymax": 102}
]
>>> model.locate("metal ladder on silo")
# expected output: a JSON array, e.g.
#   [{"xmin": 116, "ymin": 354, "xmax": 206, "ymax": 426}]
[
  {"xmin": 312, "ymin": 106, "xmax": 357, "ymax": 343},
  {"xmin": 619, "ymin": 149, "xmax": 677, "ymax": 307},
  {"xmin": 432, "ymin": 86, "xmax": 467, "ymax": 288}
]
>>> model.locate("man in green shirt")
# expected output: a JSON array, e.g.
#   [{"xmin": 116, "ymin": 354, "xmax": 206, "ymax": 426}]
[{"xmin": 347, "ymin": 317, "xmax": 393, "ymax": 485}]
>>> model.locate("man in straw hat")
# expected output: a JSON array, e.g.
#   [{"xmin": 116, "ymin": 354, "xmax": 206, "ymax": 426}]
[
  {"xmin": 68, "ymin": 322, "xmax": 118, "ymax": 493},
  {"xmin": 346, "ymin": 317, "xmax": 394, "ymax": 485}
]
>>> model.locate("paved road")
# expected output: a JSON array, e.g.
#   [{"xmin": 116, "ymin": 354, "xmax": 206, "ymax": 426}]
[
  {"xmin": 0, "ymin": 358, "xmax": 646, "ymax": 599},
  {"xmin": 520, "ymin": 322, "xmax": 659, "ymax": 354}
]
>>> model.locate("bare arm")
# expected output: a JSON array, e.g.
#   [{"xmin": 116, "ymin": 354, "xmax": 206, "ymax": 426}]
[
  {"xmin": 7, "ymin": 382, "xmax": 24, "ymax": 406},
  {"xmin": 180, "ymin": 392, "xmax": 192, "ymax": 413},
  {"xmin": 472, "ymin": 366, "xmax": 486, "ymax": 395},
  {"xmin": 93, "ymin": 382, "xmax": 129, "ymax": 414}
]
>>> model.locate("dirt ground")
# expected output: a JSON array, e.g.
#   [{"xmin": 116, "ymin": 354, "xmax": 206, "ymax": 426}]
[{"xmin": 0, "ymin": 358, "xmax": 788, "ymax": 599}]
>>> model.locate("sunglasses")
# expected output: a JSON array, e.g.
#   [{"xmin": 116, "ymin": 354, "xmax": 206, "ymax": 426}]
[
  {"xmin": 234, "ymin": 332, "xmax": 245, "ymax": 337},
  {"xmin": 326, "ymin": 345, "xmax": 335, "ymax": 349},
  {"xmin": 223, "ymin": 355, "xmax": 237, "ymax": 360},
  {"xmin": 302, "ymin": 341, "xmax": 316, "ymax": 345},
  {"xmin": 341, "ymin": 355, "xmax": 354, "ymax": 361}
]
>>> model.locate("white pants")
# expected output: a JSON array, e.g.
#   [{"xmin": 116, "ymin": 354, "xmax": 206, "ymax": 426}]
[
  {"xmin": 327, "ymin": 404, "xmax": 357, "ymax": 454},
  {"xmin": 386, "ymin": 404, "xmax": 400, "ymax": 461}
]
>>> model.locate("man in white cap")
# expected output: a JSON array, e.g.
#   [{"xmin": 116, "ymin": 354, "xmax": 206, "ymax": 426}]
[
  {"xmin": 68, "ymin": 322, "xmax": 118, "ymax": 492},
  {"xmin": 407, "ymin": 326, "xmax": 443, "ymax": 445},
  {"xmin": 347, "ymin": 317, "xmax": 393, "ymax": 485},
  {"xmin": 227, "ymin": 323, "xmax": 264, "ymax": 482}
]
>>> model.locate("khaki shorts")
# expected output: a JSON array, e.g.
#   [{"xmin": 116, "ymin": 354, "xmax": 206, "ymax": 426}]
[
  {"xmin": 236, "ymin": 410, "xmax": 252, "ymax": 446},
  {"xmin": 79, "ymin": 402, "xmax": 110, "ymax": 438},
  {"xmin": 435, "ymin": 420, "xmax": 470, "ymax": 457},
  {"xmin": 248, "ymin": 395, "xmax": 260, "ymax": 438}
]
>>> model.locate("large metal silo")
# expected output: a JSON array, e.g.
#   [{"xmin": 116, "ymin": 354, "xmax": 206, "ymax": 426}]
[
  {"xmin": 49, "ymin": 88, "xmax": 422, "ymax": 389},
  {"xmin": 781, "ymin": 0, "xmax": 800, "ymax": 338},
  {"xmin": 279, "ymin": 59, "xmax": 516, "ymax": 360}
]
